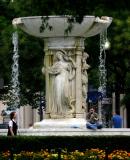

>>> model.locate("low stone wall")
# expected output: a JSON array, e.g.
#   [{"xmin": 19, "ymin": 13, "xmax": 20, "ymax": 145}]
[{"xmin": 0, "ymin": 128, "xmax": 130, "ymax": 136}]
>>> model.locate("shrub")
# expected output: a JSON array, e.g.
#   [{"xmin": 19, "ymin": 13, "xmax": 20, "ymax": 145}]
[{"xmin": 0, "ymin": 136, "xmax": 130, "ymax": 153}]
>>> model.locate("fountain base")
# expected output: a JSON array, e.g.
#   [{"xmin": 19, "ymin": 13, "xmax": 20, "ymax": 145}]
[
  {"xmin": 33, "ymin": 118, "xmax": 86, "ymax": 129},
  {"xmin": 0, "ymin": 128, "xmax": 130, "ymax": 136}
]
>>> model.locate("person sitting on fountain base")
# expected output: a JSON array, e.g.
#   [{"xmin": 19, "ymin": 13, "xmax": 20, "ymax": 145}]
[{"xmin": 86, "ymin": 108, "xmax": 103, "ymax": 130}]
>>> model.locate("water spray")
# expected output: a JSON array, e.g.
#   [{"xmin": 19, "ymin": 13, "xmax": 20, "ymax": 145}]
[
  {"xmin": 9, "ymin": 31, "xmax": 20, "ymax": 110},
  {"xmin": 98, "ymin": 29, "xmax": 110, "ymax": 122}
]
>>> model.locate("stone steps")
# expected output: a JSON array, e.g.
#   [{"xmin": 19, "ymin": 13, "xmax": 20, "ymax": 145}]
[{"xmin": 1, "ymin": 128, "xmax": 130, "ymax": 136}]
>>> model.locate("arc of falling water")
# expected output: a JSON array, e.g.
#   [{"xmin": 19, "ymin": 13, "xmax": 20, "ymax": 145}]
[
  {"xmin": 98, "ymin": 30, "xmax": 107, "ymax": 97},
  {"xmin": 10, "ymin": 31, "xmax": 20, "ymax": 110},
  {"xmin": 98, "ymin": 29, "xmax": 108, "ymax": 122}
]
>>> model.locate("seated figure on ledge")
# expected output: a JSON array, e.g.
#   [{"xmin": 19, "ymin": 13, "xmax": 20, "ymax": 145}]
[{"xmin": 86, "ymin": 108, "xmax": 103, "ymax": 130}]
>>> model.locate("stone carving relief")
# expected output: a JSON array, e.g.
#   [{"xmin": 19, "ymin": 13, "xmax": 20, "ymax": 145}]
[
  {"xmin": 81, "ymin": 52, "xmax": 90, "ymax": 110},
  {"xmin": 46, "ymin": 50, "xmax": 76, "ymax": 118}
]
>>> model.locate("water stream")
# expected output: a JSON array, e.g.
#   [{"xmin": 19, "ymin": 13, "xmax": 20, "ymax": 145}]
[
  {"xmin": 98, "ymin": 29, "xmax": 108, "ymax": 122},
  {"xmin": 9, "ymin": 31, "xmax": 20, "ymax": 110}
]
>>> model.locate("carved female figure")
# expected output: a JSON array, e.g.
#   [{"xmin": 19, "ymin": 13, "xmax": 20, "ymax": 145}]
[
  {"xmin": 47, "ymin": 50, "xmax": 76, "ymax": 118},
  {"xmin": 81, "ymin": 52, "xmax": 90, "ymax": 109}
]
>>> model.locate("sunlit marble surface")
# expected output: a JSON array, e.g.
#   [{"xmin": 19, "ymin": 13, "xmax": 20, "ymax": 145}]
[{"xmin": 1, "ymin": 128, "xmax": 130, "ymax": 136}]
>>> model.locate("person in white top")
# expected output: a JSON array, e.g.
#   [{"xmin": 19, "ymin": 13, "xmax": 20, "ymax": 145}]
[{"xmin": 7, "ymin": 112, "xmax": 18, "ymax": 136}]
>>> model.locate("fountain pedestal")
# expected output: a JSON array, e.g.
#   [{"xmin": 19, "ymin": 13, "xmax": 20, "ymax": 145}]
[
  {"xmin": 13, "ymin": 16, "xmax": 112, "ymax": 128},
  {"xmin": 44, "ymin": 37, "xmax": 85, "ymax": 119}
]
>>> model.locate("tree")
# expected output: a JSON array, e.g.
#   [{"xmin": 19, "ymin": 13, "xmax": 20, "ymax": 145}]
[
  {"xmin": 1, "ymin": 0, "xmax": 130, "ymax": 113},
  {"xmin": 0, "ymin": 0, "xmax": 45, "ymax": 108}
]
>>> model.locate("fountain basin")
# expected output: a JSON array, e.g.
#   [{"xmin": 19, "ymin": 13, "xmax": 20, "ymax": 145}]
[{"xmin": 12, "ymin": 16, "xmax": 112, "ymax": 38}]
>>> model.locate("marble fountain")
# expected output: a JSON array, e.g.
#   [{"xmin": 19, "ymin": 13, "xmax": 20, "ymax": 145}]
[{"xmin": 5, "ymin": 16, "xmax": 130, "ymax": 137}]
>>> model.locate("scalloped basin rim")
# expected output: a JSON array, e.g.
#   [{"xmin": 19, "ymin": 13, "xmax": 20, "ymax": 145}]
[
  {"xmin": 12, "ymin": 15, "xmax": 112, "ymax": 38},
  {"xmin": 13, "ymin": 15, "xmax": 96, "ymax": 20}
]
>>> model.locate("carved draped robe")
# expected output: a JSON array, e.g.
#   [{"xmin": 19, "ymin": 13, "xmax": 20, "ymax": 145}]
[{"xmin": 48, "ymin": 60, "xmax": 72, "ymax": 117}]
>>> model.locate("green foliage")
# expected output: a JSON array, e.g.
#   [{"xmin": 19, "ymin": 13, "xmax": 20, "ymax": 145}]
[
  {"xmin": 0, "ymin": 20, "xmax": 12, "ymax": 84},
  {"xmin": 1, "ymin": 136, "xmax": 130, "ymax": 153},
  {"xmin": 88, "ymin": 69, "xmax": 99, "ymax": 88},
  {"xmin": 1, "ymin": 0, "xmax": 130, "ymax": 107},
  {"xmin": 18, "ymin": 31, "xmax": 45, "ymax": 107},
  {"xmin": 0, "ymin": 0, "xmax": 45, "ymax": 107}
]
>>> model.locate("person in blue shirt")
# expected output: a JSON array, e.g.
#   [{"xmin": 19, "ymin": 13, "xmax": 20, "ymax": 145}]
[{"xmin": 112, "ymin": 111, "xmax": 122, "ymax": 128}]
